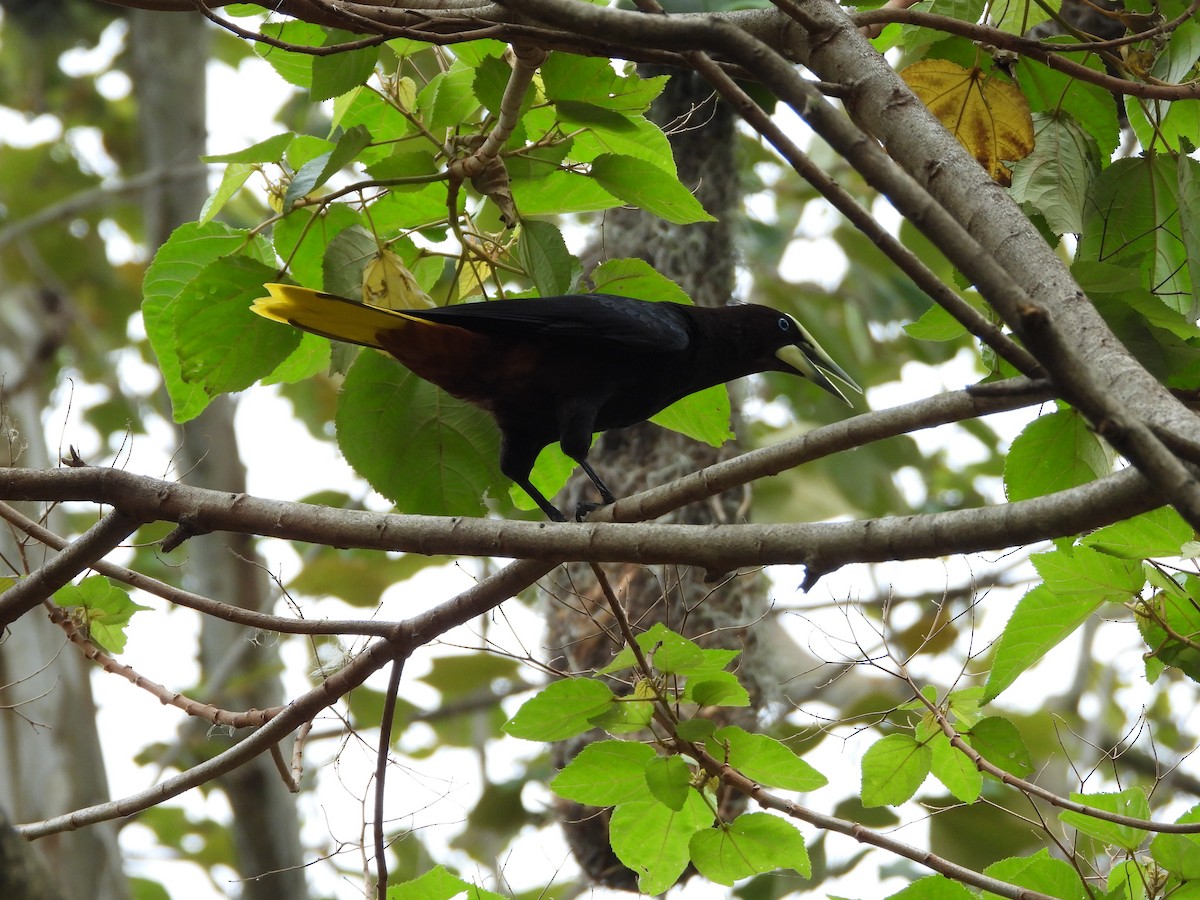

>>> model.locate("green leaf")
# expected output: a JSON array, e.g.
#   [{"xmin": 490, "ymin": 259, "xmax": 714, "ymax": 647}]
[
  {"xmin": 419, "ymin": 652, "xmax": 521, "ymax": 699},
  {"xmin": 386, "ymin": 864, "xmax": 505, "ymax": 900},
  {"xmin": 1150, "ymin": 804, "xmax": 1200, "ymax": 879},
  {"xmin": 1078, "ymin": 155, "xmax": 1196, "ymax": 319},
  {"xmin": 198, "ymin": 162, "xmax": 254, "ymax": 225},
  {"xmin": 1125, "ymin": 21, "xmax": 1200, "ymax": 154},
  {"xmin": 905, "ymin": 302, "xmax": 969, "ymax": 342},
  {"xmin": 1107, "ymin": 859, "xmax": 1149, "ymax": 900},
  {"xmin": 983, "ymin": 581, "xmax": 1101, "ymax": 702},
  {"xmin": 708, "ymin": 726, "xmax": 827, "ymax": 792},
  {"xmin": 417, "ymin": 65, "xmax": 480, "ymax": 131},
  {"xmin": 1177, "ymin": 155, "xmax": 1200, "ymax": 322},
  {"xmin": 560, "ymin": 107, "xmax": 677, "ymax": 174},
  {"xmin": 310, "ymin": 32, "xmax": 379, "ymax": 101},
  {"xmin": 990, "ymin": 0, "xmax": 1050, "ymax": 36},
  {"xmin": 550, "ymin": 740, "xmax": 656, "ymax": 806},
  {"xmin": 1137, "ymin": 580, "xmax": 1200, "ymax": 682},
  {"xmin": 983, "ymin": 849, "xmax": 1088, "ymax": 900},
  {"xmin": 503, "ymin": 678, "xmax": 615, "ymax": 741},
  {"xmin": 965, "ymin": 716, "xmax": 1033, "ymax": 777},
  {"xmin": 1003, "ymin": 408, "xmax": 1110, "ymax": 502},
  {"xmin": 540, "ymin": 55, "xmax": 669, "ymax": 113},
  {"xmin": 1008, "ymin": 113, "xmax": 1100, "ymax": 236},
  {"xmin": 509, "ymin": 168, "xmax": 622, "ymax": 215},
  {"xmin": 860, "ymin": 733, "xmax": 931, "ymax": 807},
  {"xmin": 472, "ymin": 53, "xmax": 513, "ymax": 117},
  {"xmin": 590, "ymin": 679, "xmax": 655, "ymax": 735},
  {"xmin": 644, "ymin": 755, "xmax": 691, "ymax": 811},
  {"xmin": 928, "ymin": 732, "xmax": 982, "ymax": 803},
  {"xmin": 54, "ymin": 576, "xmax": 151, "ymax": 655},
  {"xmin": 202, "ymin": 131, "xmax": 295, "ymax": 164},
  {"xmin": 142, "ymin": 221, "xmax": 275, "ymax": 422},
  {"xmin": 282, "ymin": 124, "xmax": 372, "ymax": 212},
  {"xmin": 1059, "ymin": 788, "xmax": 1149, "ymax": 851},
  {"xmin": 335, "ymin": 353, "xmax": 503, "ymax": 516},
  {"xmin": 645, "ymin": 625, "xmax": 706, "ymax": 674},
  {"xmin": 174, "ymin": 255, "xmax": 298, "ymax": 402},
  {"xmin": 599, "ymin": 623, "xmax": 742, "ymax": 680},
  {"xmin": 273, "ymin": 203, "xmax": 365, "ymax": 291},
  {"xmin": 323, "ymin": 224, "xmax": 379, "ymax": 299},
  {"xmin": 261, "ymin": 332, "xmax": 331, "ymax": 386},
  {"xmin": 1081, "ymin": 506, "xmax": 1192, "ymax": 559},
  {"xmin": 514, "ymin": 442, "xmax": 577, "ymax": 513},
  {"xmin": 257, "ymin": 21, "xmax": 323, "ymax": 89},
  {"xmin": 689, "ymin": 812, "xmax": 810, "ymax": 885},
  {"xmin": 589, "ymin": 154, "xmax": 715, "ymax": 225},
  {"xmin": 676, "ymin": 718, "xmax": 717, "ymax": 744},
  {"xmin": 1016, "ymin": 50, "xmax": 1120, "ymax": 159},
  {"xmin": 1032, "ymin": 544, "xmax": 1144, "ymax": 597},
  {"xmin": 517, "ymin": 219, "xmax": 579, "ymax": 297},
  {"xmin": 364, "ymin": 150, "xmax": 440, "ymax": 182},
  {"xmin": 885, "ymin": 875, "xmax": 978, "ymax": 900},
  {"xmin": 590, "ymin": 258, "xmax": 691, "ymax": 304},
  {"xmin": 653, "ymin": 385, "xmax": 734, "ymax": 449},
  {"xmin": 610, "ymin": 794, "xmax": 712, "ymax": 895},
  {"xmin": 333, "ymin": 86, "xmax": 413, "ymax": 160},
  {"xmin": 684, "ymin": 672, "xmax": 751, "ymax": 708}
]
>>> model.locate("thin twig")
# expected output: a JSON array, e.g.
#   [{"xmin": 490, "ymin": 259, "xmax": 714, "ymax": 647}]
[
  {"xmin": 909, "ymin": 679, "xmax": 1200, "ymax": 834},
  {"xmin": 374, "ymin": 655, "xmax": 407, "ymax": 899},
  {"xmin": 44, "ymin": 599, "xmax": 284, "ymax": 727}
]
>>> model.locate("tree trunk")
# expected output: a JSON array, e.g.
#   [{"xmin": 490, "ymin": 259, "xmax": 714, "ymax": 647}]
[
  {"xmin": 129, "ymin": 12, "xmax": 308, "ymax": 897},
  {"xmin": 0, "ymin": 288, "xmax": 130, "ymax": 900},
  {"xmin": 545, "ymin": 69, "xmax": 771, "ymax": 889}
]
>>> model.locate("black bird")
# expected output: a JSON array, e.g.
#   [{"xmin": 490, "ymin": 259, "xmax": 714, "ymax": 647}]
[{"xmin": 252, "ymin": 285, "xmax": 860, "ymax": 520}]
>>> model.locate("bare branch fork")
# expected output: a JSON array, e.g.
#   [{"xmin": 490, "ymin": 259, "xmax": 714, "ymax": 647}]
[{"xmin": 16, "ymin": 555, "xmax": 557, "ymax": 839}]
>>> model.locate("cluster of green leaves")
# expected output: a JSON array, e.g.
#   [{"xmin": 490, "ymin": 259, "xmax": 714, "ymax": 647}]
[
  {"xmin": 861, "ymin": 684, "xmax": 1200, "ymax": 900},
  {"xmin": 861, "ymin": 688, "xmax": 1032, "ymax": 810},
  {"xmin": 143, "ymin": 27, "xmax": 746, "ymax": 516},
  {"xmin": 504, "ymin": 623, "xmax": 819, "ymax": 893},
  {"xmin": 897, "ymin": 0, "xmax": 1200, "ymax": 349},
  {"xmin": 891, "ymin": 0, "xmax": 1200, "ymax": 712},
  {"xmin": 53, "ymin": 575, "xmax": 151, "ymax": 654}
]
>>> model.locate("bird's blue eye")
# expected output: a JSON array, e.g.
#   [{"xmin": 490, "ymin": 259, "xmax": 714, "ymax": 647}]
[{"xmin": 778, "ymin": 316, "xmax": 791, "ymax": 332}]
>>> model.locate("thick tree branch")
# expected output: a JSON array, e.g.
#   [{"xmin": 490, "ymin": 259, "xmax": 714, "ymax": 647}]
[
  {"xmin": 604, "ymin": 378, "xmax": 1055, "ymax": 521},
  {"xmin": 0, "ymin": 463, "xmax": 1162, "ymax": 587},
  {"xmin": 0, "ymin": 500, "xmax": 402, "ymax": 637}
]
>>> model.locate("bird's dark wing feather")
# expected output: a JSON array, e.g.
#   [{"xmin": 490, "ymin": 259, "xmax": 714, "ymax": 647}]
[{"xmin": 407, "ymin": 294, "xmax": 691, "ymax": 353}]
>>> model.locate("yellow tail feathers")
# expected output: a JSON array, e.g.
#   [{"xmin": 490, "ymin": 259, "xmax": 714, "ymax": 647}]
[{"xmin": 252, "ymin": 284, "xmax": 421, "ymax": 350}]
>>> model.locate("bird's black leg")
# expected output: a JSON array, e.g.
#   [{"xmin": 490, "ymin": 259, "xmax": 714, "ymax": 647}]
[
  {"xmin": 517, "ymin": 479, "xmax": 567, "ymax": 522},
  {"xmin": 573, "ymin": 459, "xmax": 618, "ymax": 519},
  {"xmin": 578, "ymin": 459, "xmax": 617, "ymax": 504}
]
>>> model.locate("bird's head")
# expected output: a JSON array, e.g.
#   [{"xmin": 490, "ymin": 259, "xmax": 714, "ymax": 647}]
[{"xmin": 746, "ymin": 306, "xmax": 861, "ymax": 405}]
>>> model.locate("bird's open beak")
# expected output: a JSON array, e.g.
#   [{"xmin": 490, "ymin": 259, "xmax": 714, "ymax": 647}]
[{"xmin": 776, "ymin": 322, "xmax": 862, "ymax": 406}]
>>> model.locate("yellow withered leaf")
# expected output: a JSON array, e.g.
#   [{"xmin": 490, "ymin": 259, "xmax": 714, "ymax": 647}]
[
  {"xmin": 900, "ymin": 59, "xmax": 1034, "ymax": 185},
  {"xmin": 363, "ymin": 249, "xmax": 435, "ymax": 310}
]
